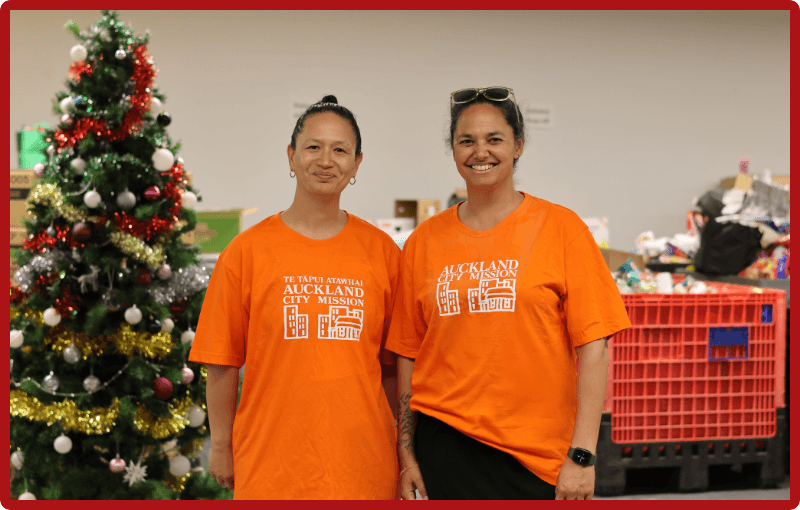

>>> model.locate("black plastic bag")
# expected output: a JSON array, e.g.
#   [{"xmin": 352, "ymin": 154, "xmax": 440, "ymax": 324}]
[
  {"xmin": 693, "ymin": 218, "xmax": 763, "ymax": 275},
  {"xmin": 695, "ymin": 188, "xmax": 726, "ymax": 219}
]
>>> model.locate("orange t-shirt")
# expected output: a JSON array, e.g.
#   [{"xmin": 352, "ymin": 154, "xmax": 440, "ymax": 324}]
[
  {"xmin": 385, "ymin": 193, "xmax": 631, "ymax": 485},
  {"xmin": 189, "ymin": 213, "xmax": 400, "ymax": 500}
]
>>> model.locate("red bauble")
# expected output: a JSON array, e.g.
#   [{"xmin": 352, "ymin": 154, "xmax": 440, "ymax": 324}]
[
  {"xmin": 136, "ymin": 269, "xmax": 151, "ymax": 286},
  {"xmin": 144, "ymin": 186, "xmax": 161, "ymax": 201},
  {"xmin": 72, "ymin": 222, "xmax": 92, "ymax": 242},
  {"xmin": 153, "ymin": 377, "xmax": 173, "ymax": 400}
]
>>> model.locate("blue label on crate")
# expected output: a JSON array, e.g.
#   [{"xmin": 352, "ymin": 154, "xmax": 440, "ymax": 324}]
[{"xmin": 708, "ymin": 327, "xmax": 749, "ymax": 361}]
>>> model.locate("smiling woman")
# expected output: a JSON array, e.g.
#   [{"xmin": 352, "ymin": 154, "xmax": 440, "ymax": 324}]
[
  {"xmin": 387, "ymin": 87, "xmax": 632, "ymax": 501},
  {"xmin": 188, "ymin": 95, "xmax": 402, "ymax": 500}
]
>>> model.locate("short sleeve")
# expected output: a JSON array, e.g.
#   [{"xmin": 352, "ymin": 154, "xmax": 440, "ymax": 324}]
[
  {"xmin": 188, "ymin": 249, "xmax": 249, "ymax": 368},
  {"xmin": 563, "ymin": 226, "xmax": 631, "ymax": 347},
  {"xmin": 385, "ymin": 232, "xmax": 427, "ymax": 358},
  {"xmin": 379, "ymin": 240, "xmax": 401, "ymax": 365}
]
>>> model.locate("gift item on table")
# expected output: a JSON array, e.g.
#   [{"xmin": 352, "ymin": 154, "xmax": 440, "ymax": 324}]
[
  {"xmin": 741, "ymin": 178, "xmax": 790, "ymax": 225},
  {"xmin": 739, "ymin": 240, "xmax": 790, "ymax": 280},
  {"xmin": 16, "ymin": 122, "xmax": 50, "ymax": 169}
]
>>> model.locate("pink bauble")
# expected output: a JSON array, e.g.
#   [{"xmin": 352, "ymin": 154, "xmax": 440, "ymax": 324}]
[
  {"xmin": 157, "ymin": 264, "xmax": 172, "ymax": 280},
  {"xmin": 181, "ymin": 367, "xmax": 195, "ymax": 384},
  {"xmin": 144, "ymin": 185, "xmax": 161, "ymax": 201},
  {"xmin": 109, "ymin": 457, "xmax": 126, "ymax": 473}
]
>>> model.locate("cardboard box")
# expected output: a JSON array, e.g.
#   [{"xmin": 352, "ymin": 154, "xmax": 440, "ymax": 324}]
[
  {"xmin": 581, "ymin": 217, "xmax": 609, "ymax": 246},
  {"xmin": 374, "ymin": 218, "xmax": 414, "ymax": 235},
  {"xmin": 395, "ymin": 199, "xmax": 441, "ymax": 227},
  {"xmin": 182, "ymin": 209, "xmax": 249, "ymax": 253},
  {"xmin": 600, "ymin": 248, "xmax": 645, "ymax": 273},
  {"xmin": 720, "ymin": 174, "xmax": 789, "ymax": 192},
  {"xmin": 10, "ymin": 169, "xmax": 36, "ymax": 229}
]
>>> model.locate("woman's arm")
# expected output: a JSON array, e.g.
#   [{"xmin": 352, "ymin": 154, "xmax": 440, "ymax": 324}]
[
  {"xmin": 206, "ymin": 364, "xmax": 240, "ymax": 490},
  {"xmin": 555, "ymin": 338, "xmax": 609, "ymax": 500},
  {"xmin": 397, "ymin": 355, "xmax": 427, "ymax": 500}
]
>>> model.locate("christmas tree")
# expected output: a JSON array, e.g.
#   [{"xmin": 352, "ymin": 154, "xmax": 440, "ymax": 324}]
[{"xmin": 9, "ymin": 11, "xmax": 231, "ymax": 500}]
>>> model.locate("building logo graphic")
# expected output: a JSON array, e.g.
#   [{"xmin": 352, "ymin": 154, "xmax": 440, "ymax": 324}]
[
  {"xmin": 436, "ymin": 282, "xmax": 461, "ymax": 316},
  {"xmin": 467, "ymin": 277, "xmax": 516, "ymax": 313},
  {"xmin": 318, "ymin": 306, "xmax": 364, "ymax": 341},
  {"xmin": 284, "ymin": 304, "xmax": 309, "ymax": 339}
]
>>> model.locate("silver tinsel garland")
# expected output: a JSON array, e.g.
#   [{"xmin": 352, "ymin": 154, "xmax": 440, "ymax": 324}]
[
  {"xmin": 13, "ymin": 250, "xmax": 74, "ymax": 292},
  {"xmin": 147, "ymin": 265, "xmax": 210, "ymax": 305}
]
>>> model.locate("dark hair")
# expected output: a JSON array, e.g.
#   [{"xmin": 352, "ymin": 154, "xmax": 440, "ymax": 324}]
[
  {"xmin": 290, "ymin": 95, "xmax": 362, "ymax": 155},
  {"xmin": 447, "ymin": 93, "xmax": 525, "ymax": 154}
]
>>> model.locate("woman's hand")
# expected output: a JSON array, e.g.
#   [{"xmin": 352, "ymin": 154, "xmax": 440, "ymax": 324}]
[
  {"xmin": 554, "ymin": 459, "xmax": 594, "ymax": 500},
  {"xmin": 208, "ymin": 444, "xmax": 235, "ymax": 490},
  {"xmin": 399, "ymin": 464, "xmax": 428, "ymax": 500}
]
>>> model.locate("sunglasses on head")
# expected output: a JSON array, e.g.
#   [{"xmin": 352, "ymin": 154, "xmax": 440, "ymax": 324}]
[{"xmin": 450, "ymin": 86, "xmax": 520, "ymax": 124}]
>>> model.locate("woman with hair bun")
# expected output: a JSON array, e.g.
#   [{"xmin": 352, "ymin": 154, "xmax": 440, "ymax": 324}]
[
  {"xmin": 190, "ymin": 95, "xmax": 400, "ymax": 500},
  {"xmin": 387, "ymin": 88, "xmax": 631, "ymax": 500}
]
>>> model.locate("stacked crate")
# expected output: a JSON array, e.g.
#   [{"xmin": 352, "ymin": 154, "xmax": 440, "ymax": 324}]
[{"xmin": 596, "ymin": 279, "xmax": 786, "ymax": 495}]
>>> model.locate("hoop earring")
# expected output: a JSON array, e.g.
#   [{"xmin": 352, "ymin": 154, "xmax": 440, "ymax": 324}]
[
  {"xmin": 290, "ymin": 171, "xmax": 296, "ymax": 178},
  {"xmin": 349, "ymin": 177, "xmax": 356, "ymax": 185}
]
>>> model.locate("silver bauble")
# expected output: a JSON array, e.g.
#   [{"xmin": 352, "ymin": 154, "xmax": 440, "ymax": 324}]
[
  {"xmin": 116, "ymin": 190, "xmax": 137, "ymax": 210},
  {"xmin": 43, "ymin": 372, "xmax": 60, "ymax": 392},
  {"xmin": 115, "ymin": 49, "xmax": 126, "ymax": 60},
  {"xmin": 83, "ymin": 375, "xmax": 101, "ymax": 393}
]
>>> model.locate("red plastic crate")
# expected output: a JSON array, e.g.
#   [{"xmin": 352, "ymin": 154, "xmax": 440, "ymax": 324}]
[{"xmin": 604, "ymin": 279, "xmax": 786, "ymax": 443}]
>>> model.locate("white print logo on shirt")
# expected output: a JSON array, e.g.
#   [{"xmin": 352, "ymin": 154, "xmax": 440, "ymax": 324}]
[
  {"xmin": 318, "ymin": 306, "xmax": 364, "ymax": 341},
  {"xmin": 435, "ymin": 260, "xmax": 518, "ymax": 316},
  {"xmin": 282, "ymin": 275, "xmax": 365, "ymax": 341}
]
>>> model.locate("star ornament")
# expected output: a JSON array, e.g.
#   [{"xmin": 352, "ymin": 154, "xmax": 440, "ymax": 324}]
[{"xmin": 122, "ymin": 459, "xmax": 148, "ymax": 487}]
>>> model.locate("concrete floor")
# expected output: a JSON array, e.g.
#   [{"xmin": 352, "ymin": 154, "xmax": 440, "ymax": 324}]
[{"xmin": 595, "ymin": 477, "xmax": 789, "ymax": 500}]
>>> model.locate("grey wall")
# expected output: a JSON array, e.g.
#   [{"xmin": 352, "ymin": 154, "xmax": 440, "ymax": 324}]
[{"xmin": 10, "ymin": 10, "xmax": 789, "ymax": 250}]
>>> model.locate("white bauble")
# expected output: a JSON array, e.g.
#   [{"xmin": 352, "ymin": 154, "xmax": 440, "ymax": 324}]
[
  {"xmin": 177, "ymin": 157, "xmax": 184, "ymax": 166},
  {"xmin": 181, "ymin": 329, "xmax": 195, "ymax": 345},
  {"xmin": 43, "ymin": 307, "xmax": 61, "ymax": 326},
  {"xmin": 33, "ymin": 162, "xmax": 46, "ymax": 177},
  {"xmin": 70, "ymin": 157, "xmax": 86, "ymax": 175},
  {"xmin": 187, "ymin": 406, "xmax": 206, "ymax": 428},
  {"xmin": 60, "ymin": 114, "xmax": 73, "ymax": 126},
  {"xmin": 84, "ymin": 190, "xmax": 102, "ymax": 208},
  {"xmin": 169, "ymin": 455, "xmax": 191, "ymax": 477},
  {"xmin": 115, "ymin": 49, "xmax": 126, "ymax": 60},
  {"xmin": 63, "ymin": 344, "xmax": 81, "ymax": 364},
  {"xmin": 59, "ymin": 96, "xmax": 75, "ymax": 114},
  {"xmin": 152, "ymin": 148, "xmax": 175, "ymax": 171},
  {"xmin": 10, "ymin": 451, "xmax": 24, "ymax": 469},
  {"xmin": 161, "ymin": 317, "xmax": 175, "ymax": 333},
  {"xmin": 47, "ymin": 145, "xmax": 56, "ymax": 156},
  {"xmin": 18, "ymin": 492, "xmax": 36, "ymax": 500},
  {"xmin": 181, "ymin": 191, "xmax": 197, "ymax": 210},
  {"xmin": 70, "ymin": 44, "xmax": 88, "ymax": 61},
  {"xmin": 116, "ymin": 190, "xmax": 137, "ymax": 210},
  {"xmin": 149, "ymin": 97, "xmax": 163, "ymax": 116},
  {"xmin": 124, "ymin": 305, "xmax": 143, "ymax": 325},
  {"xmin": 54, "ymin": 434, "xmax": 72, "ymax": 454},
  {"xmin": 10, "ymin": 330, "xmax": 24, "ymax": 348}
]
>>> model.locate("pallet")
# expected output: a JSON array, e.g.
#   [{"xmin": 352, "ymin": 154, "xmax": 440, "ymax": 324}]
[{"xmin": 594, "ymin": 409, "xmax": 785, "ymax": 496}]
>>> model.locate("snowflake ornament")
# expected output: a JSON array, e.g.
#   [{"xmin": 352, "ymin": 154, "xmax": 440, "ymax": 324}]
[{"xmin": 122, "ymin": 459, "xmax": 148, "ymax": 487}]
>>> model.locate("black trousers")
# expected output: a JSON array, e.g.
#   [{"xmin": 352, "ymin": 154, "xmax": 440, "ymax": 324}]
[{"xmin": 414, "ymin": 412, "xmax": 556, "ymax": 500}]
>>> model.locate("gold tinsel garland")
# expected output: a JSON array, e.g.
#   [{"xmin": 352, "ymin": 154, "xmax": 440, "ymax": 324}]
[
  {"xmin": 133, "ymin": 395, "xmax": 195, "ymax": 439},
  {"xmin": 27, "ymin": 183, "xmax": 88, "ymax": 224},
  {"xmin": 163, "ymin": 472, "xmax": 190, "ymax": 493},
  {"xmin": 27, "ymin": 183, "xmax": 166, "ymax": 269},
  {"xmin": 109, "ymin": 231, "xmax": 166, "ymax": 269},
  {"xmin": 13, "ymin": 308, "xmax": 175, "ymax": 360},
  {"xmin": 10, "ymin": 389, "xmax": 120, "ymax": 434}
]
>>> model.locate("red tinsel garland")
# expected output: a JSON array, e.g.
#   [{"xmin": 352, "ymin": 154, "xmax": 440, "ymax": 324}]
[
  {"xmin": 112, "ymin": 162, "xmax": 186, "ymax": 239},
  {"xmin": 23, "ymin": 226, "xmax": 81, "ymax": 253},
  {"xmin": 68, "ymin": 61, "xmax": 94, "ymax": 84},
  {"xmin": 53, "ymin": 45, "xmax": 157, "ymax": 148},
  {"xmin": 55, "ymin": 284, "xmax": 82, "ymax": 316}
]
